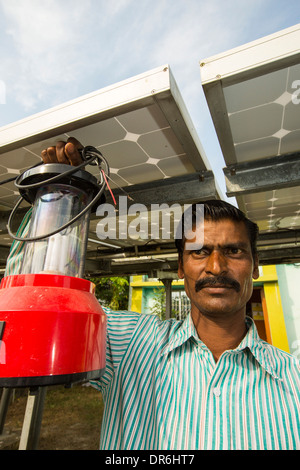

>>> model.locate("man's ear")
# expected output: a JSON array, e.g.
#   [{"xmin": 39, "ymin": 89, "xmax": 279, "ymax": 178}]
[
  {"xmin": 178, "ymin": 256, "xmax": 184, "ymax": 279},
  {"xmin": 252, "ymin": 255, "xmax": 259, "ymax": 280}
]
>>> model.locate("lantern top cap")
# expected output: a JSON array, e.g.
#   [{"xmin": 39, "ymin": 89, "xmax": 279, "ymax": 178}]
[{"xmin": 17, "ymin": 163, "xmax": 100, "ymax": 204}]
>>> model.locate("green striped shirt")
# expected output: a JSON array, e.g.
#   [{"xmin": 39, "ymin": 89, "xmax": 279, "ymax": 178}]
[{"xmin": 91, "ymin": 309, "xmax": 300, "ymax": 450}]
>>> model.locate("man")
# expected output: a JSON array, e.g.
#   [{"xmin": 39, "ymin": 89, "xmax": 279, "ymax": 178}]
[
  {"xmin": 175, "ymin": 200, "xmax": 260, "ymax": 362},
  {"xmin": 6, "ymin": 139, "xmax": 300, "ymax": 450}
]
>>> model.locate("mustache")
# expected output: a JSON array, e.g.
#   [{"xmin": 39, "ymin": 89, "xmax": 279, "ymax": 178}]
[{"xmin": 195, "ymin": 275, "xmax": 241, "ymax": 293}]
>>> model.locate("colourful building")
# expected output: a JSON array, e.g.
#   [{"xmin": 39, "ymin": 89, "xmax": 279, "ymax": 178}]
[{"xmin": 129, "ymin": 264, "xmax": 300, "ymax": 358}]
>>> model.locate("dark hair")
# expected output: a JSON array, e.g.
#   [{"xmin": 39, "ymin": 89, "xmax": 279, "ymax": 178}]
[{"xmin": 175, "ymin": 199, "xmax": 259, "ymax": 262}]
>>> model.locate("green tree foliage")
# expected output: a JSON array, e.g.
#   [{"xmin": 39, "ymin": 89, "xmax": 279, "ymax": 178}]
[
  {"xmin": 150, "ymin": 287, "xmax": 166, "ymax": 319},
  {"xmin": 90, "ymin": 276, "xmax": 129, "ymax": 310},
  {"xmin": 149, "ymin": 287, "xmax": 177, "ymax": 320}
]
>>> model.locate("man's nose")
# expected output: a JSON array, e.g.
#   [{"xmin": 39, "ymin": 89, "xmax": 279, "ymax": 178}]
[{"xmin": 205, "ymin": 250, "xmax": 228, "ymax": 276}]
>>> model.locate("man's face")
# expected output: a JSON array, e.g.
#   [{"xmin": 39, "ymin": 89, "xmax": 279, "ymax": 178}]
[{"xmin": 178, "ymin": 218, "xmax": 259, "ymax": 321}]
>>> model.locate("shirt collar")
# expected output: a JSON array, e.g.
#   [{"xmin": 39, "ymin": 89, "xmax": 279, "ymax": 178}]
[
  {"xmin": 161, "ymin": 313, "xmax": 199, "ymax": 356},
  {"xmin": 162, "ymin": 314, "xmax": 282, "ymax": 381},
  {"xmin": 240, "ymin": 317, "xmax": 283, "ymax": 380}
]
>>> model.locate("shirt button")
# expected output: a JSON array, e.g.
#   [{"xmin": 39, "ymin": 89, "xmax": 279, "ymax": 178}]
[{"xmin": 213, "ymin": 387, "xmax": 221, "ymax": 397}]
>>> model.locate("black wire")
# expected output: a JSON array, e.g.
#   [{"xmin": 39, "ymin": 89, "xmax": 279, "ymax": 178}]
[
  {"xmin": 0, "ymin": 149, "xmax": 109, "ymax": 187},
  {"xmin": 0, "ymin": 162, "xmax": 46, "ymax": 186},
  {"xmin": 6, "ymin": 146, "xmax": 110, "ymax": 242},
  {"xmin": 0, "ymin": 175, "xmax": 18, "ymax": 185},
  {"xmin": 14, "ymin": 152, "xmax": 107, "ymax": 190}
]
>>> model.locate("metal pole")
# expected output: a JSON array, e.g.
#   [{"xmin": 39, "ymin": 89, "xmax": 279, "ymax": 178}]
[
  {"xmin": 161, "ymin": 279, "xmax": 172, "ymax": 319},
  {"xmin": 0, "ymin": 388, "xmax": 13, "ymax": 434},
  {"xmin": 19, "ymin": 387, "xmax": 47, "ymax": 450}
]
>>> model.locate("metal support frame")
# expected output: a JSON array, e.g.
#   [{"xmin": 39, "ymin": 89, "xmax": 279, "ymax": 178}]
[
  {"xmin": 0, "ymin": 386, "xmax": 47, "ymax": 450},
  {"xmin": 18, "ymin": 387, "xmax": 47, "ymax": 450},
  {"xmin": 159, "ymin": 272, "xmax": 178, "ymax": 319},
  {"xmin": 161, "ymin": 278, "xmax": 173, "ymax": 319},
  {"xmin": 0, "ymin": 388, "xmax": 13, "ymax": 434},
  {"xmin": 105, "ymin": 171, "xmax": 218, "ymax": 207},
  {"xmin": 258, "ymin": 246, "xmax": 300, "ymax": 264},
  {"xmin": 223, "ymin": 152, "xmax": 300, "ymax": 196},
  {"xmin": 257, "ymin": 229, "xmax": 300, "ymax": 246}
]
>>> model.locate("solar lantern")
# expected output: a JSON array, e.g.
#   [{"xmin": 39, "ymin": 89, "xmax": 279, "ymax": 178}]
[{"xmin": 0, "ymin": 148, "xmax": 108, "ymax": 387}]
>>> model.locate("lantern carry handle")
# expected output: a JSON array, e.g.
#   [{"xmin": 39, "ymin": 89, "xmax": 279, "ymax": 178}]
[{"xmin": 7, "ymin": 146, "xmax": 109, "ymax": 242}]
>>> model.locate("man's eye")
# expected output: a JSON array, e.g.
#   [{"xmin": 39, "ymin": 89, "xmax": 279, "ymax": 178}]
[
  {"xmin": 192, "ymin": 248, "xmax": 208, "ymax": 256},
  {"xmin": 226, "ymin": 247, "xmax": 242, "ymax": 255}
]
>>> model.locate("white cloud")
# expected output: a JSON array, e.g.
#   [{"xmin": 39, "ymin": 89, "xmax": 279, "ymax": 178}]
[
  {"xmin": 0, "ymin": 0, "xmax": 296, "ymax": 124},
  {"xmin": 0, "ymin": 0, "xmax": 92, "ymax": 109}
]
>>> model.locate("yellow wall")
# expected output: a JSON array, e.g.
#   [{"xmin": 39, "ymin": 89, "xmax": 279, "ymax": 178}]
[
  {"xmin": 131, "ymin": 287, "xmax": 143, "ymax": 313},
  {"xmin": 254, "ymin": 266, "xmax": 289, "ymax": 352},
  {"xmin": 263, "ymin": 283, "xmax": 290, "ymax": 352},
  {"xmin": 130, "ymin": 276, "xmax": 143, "ymax": 313}
]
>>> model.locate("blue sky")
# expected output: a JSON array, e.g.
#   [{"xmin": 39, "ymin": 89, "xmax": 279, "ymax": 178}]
[{"xmin": 0, "ymin": 0, "xmax": 299, "ymax": 197}]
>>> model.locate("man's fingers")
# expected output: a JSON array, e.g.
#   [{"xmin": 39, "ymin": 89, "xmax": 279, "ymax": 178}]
[
  {"xmin": 41, "ymin": 137, "xmax": 84, "ymax": 166},
  {"xmin": 67, "ymin": 137, "xmax": 83, "ymax": 150},
  {"xmin": 65, "ymin": 138, "xmax": 83, "ymax": 166},
  {"xmin": 41, "ymin": 146, "xmax": 58, "ymax": 164},
  {"xmin": 41, "ymin": 149, "xmax": 49, "ymax": 163},
  {"xmin": 56, "ymin": 141, "xmax": 69, "ymax": 164}
]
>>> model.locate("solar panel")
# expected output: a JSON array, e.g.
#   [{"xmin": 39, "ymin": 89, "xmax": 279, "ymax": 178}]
[
  {"xmin": 200, "ymin": 24, "xmax": 300, "ymax": 264},
  {"xmin": 0, "ymin": 65, "xmax": 220, "ymax": 275}
]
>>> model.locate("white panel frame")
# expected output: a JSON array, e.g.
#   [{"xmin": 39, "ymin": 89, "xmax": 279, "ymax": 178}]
[
  {"xmin": 200, "ymin": 24, "xmax": 300, "ymax": 86},
  {"xmin": 200, "ymin": 24, "xmax": 300, "ymax": 250},
  {"xmin": 0, "ymin": 65, "xmax": 171, "ymax": 150},
  {"xmin": 0, "ymin": 65, "xmax": 212, "ymax": 173},
  {"xmin": 200, "ymin": 24, "xmax": 300, "ymax": 165}
]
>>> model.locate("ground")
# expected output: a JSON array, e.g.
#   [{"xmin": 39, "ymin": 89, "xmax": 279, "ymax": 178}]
[{"xmin": 0, "ymin": 384, "xmax": 104, "ymax": 450}]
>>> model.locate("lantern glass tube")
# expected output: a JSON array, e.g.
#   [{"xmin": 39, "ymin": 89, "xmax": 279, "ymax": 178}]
[{"xmin": 20, "ymin": 184, "xmax": 91, "ymax": 278}]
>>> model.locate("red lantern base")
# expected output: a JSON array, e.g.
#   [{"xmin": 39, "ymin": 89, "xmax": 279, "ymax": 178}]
[{"xmin": 0, "ymin": 274, "xmax": 106, "ymax": 387}]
